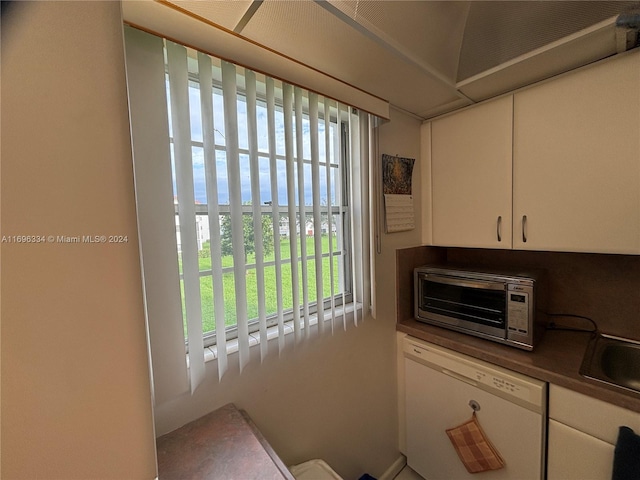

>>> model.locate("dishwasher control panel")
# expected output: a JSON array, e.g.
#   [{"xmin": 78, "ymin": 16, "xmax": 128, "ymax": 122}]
[{"xmin": 404, "ymin": 336, "xmax": 546, "ymax": 413}]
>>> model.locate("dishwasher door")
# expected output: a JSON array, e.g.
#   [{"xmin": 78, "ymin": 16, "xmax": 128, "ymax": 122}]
[{"xmin": 403, "ymin": 336, "xmax": 547, "ymax": 480}]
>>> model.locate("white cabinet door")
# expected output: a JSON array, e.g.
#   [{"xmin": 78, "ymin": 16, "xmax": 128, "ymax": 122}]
[
  {"xmin": 513, "ymin": 51, "xmax": 640, "ymax": 254},
  {"xmin": 431, "ymin": 96, "xmax": 513, "ymax": 248},
  {"xmin": 548, "ymin": 384, "xmax": 640, "ymax": 480},
  {"xmin": 547, "ymin": 419, "xmax": 614, "ymax": 480}
]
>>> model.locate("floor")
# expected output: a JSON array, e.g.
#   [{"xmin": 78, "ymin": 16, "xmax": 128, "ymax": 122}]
[{"xmin": 393, "ymin": 465, "xmax": 425, "ymax": 480}]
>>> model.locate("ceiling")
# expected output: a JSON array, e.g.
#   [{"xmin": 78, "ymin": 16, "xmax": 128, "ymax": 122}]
[{"xmin": 166, "ymin": 0, "xmax": 639, "ymax": 119}]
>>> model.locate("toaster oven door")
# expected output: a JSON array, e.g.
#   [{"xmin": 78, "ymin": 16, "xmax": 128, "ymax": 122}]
[{"xmin": 417, "ymin": 273, "xmax": 507, "ymax": 340}]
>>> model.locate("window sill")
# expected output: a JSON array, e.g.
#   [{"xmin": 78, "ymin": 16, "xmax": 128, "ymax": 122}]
[{"xmin": 202, "ymin": 302, "xmax": 362, "ymax": 363}]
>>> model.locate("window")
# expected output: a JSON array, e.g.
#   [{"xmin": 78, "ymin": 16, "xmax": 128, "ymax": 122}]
[
  {"xmin": 125, "ymin": 27, "xmax": 374, "ymax": 391},
  {"xmin": 164, "ymin": 44, "xmax": 354, "ymax": 349}
]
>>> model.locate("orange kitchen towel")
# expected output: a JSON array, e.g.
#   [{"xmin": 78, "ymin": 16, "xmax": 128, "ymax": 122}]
[{"xmin": 446, "ymin": 412, "xmax": 505, "ymax": 474}]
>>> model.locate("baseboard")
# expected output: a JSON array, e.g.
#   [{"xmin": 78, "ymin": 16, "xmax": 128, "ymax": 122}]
[{"xmin": 378, "ymin": 454, "xmax": 407, "ymax": 480}]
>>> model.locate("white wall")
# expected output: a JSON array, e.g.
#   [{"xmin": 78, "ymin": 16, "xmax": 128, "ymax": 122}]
[
  {"xmin": 375, "ymin": 107, "xmax": 426, "ymax": 457},
  {"xmin": 376, "ymin": 108, "xmax": 425, "ymax": 323},
  {"xmin": 155, "ymin": 318, "xmax": 399, "ymax": 478},
  {"xmin": 1, "ymin": 2, "xmax": 157, "ymax": 478}
]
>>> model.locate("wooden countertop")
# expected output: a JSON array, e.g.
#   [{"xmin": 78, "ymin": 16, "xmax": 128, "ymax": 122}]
[
  {"xmin": 398, "ymin": 319, "xmax": 640, "ymax": 413},
  {"xmin": 156, "ymin": 403, "xmax": 295, "ymax": 480}
]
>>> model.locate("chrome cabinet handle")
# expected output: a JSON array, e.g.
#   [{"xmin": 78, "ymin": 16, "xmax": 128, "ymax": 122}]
[
  {"xmin": 522, "ymin": 215, "xmax": 528, "ymax": 243},
  {"xmin": 497, "ymin": 216, "xmax": 502, "ymax": 242}
]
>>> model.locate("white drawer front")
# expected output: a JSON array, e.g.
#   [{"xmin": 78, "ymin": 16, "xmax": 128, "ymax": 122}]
[{"xmin": 549, "ymin": 384, "xmax": 640, "ymax": 444}]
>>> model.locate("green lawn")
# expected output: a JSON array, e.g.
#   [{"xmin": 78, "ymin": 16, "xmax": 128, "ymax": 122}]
[{"xmin": 180, "ymin": 234, "xmax": 342, "ymax": 335}]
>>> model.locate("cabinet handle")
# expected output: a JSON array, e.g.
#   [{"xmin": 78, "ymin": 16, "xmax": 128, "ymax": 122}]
[
  {"xmin": 522, "ymin": 215, "xmax": 528, "ymax": 243},
  {"xmin": 497, "ymin": 216, "xmax": 502, "ymax": 242}
]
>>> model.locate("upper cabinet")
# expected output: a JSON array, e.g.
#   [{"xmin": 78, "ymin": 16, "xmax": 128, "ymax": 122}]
[
  {"xmin": 513, "ymin": 50, "xmax": 640, "ymax": 254},
  {"xmin": 425, "ymin": 50, "xmax": 640, "ymax": 255},
  {"xmin": 430, "ymin": 96, "xmax": 513, "ymax": 248}
]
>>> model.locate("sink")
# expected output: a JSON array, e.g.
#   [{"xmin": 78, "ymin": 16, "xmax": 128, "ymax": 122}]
[{"xmin": 580, "ymin": 333, "xmax": 640, "ymax": 394}]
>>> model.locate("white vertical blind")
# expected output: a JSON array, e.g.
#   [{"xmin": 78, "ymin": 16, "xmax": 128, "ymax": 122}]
[
  {"xmin": 283, "ymin": 83, "xmax": 302, "ymax": 343},
  {"xmin": 166, "ymin": 41, "xmax": 205, "ymax": 392},
  {"xmin": 294, "ymin": 87, "xmax": 310, "ymax": 337},
  {"xmin": 309, "ymin": 93, "xmax": 325, "ymax": 334},
  {"xmin": 348, "ymin": 111, "xmax": 360, "ymax": 326},
  {"xmin": 336, "ymin": 104, "xmax": 348, "ymax": 331},
  {"xmin": 324, "ymin": 99, "xmax": 337, "ymax": 333},
  {"xmin": 124, "ymin": 27, "xmax": 189, "ymax": 404},
  {"xmin": 197, "ymin": 51, "xmax": 228, "ymax": 379},
  {"xmin": 359, "ymin": 111, "xmax": 373, "ymax": 317},
  {"xmin": 221, "ymin": 60, "xmax": 250, "ymax": 372},
  {"xmin": 368, "ymin": 114, "xmax": 380, "ymax": 319},
  {"xmin": 126, "ymin": 28, "xmax": 378, "ymax": 394},
  {"xmin": 266, "ymin": 77, "xmax": 287, "ymax": 353},
  {"xmin": 245, "ymin": 70, "xmax": 269, "ymax": 361}
]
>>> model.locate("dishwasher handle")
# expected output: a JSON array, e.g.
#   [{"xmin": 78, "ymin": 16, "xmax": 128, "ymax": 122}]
[
  {"xmin": 405, "ymin": 343, "xmax": 477, "ymax": 387},
  {"xmin": 441, "ymin": 368, "xmax": 478, "ymax": 387}
]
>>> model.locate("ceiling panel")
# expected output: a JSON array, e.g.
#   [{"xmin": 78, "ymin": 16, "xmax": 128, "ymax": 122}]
[
  {"xmin": 457, "ymin": 1, "xmax": 638, "ymax": 81},
  {"xmin": 457, "ymin": 16, "xmax": 621, "ymax": 101},
  {"xmin": 334, "ymin": 0, "xmax": 471, "ymax": 82},
  {"xmin": 160, "ymin": 0, "xmax": 640, "ymax": 119},
  {"xmin": 170, "ymin": 0, "xmax": 253, "ymax": 31},
  {"xmin": 240, "ymin": 0, "xmax": 465, "ymax": 115}
]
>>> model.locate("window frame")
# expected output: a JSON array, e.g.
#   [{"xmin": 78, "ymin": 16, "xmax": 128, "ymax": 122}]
[{"xmin": 168, "ymin": 72, "xmax": 355, "ymax": 349}]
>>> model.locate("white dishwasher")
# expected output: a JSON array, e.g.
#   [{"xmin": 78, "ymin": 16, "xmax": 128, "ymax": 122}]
[{"xmin": 403, "ymin": 335, "xmax": 547, "ymax": 480}]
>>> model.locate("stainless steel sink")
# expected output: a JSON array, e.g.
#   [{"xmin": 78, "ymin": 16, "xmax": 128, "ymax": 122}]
[{"xmin": 580, "ymin": 333, "xmax": 640, "ymax": 394}]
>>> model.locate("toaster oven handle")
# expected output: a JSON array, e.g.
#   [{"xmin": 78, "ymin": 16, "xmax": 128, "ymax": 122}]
[{"xmin": 421, "ymin": 273, "xmax": 506, "ymax": 291}]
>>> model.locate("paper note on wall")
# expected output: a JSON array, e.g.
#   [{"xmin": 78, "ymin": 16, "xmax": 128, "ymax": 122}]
[
  {"xmin": 382, "ymin": 154, "xmax": 415, "ymax": 233},
  {"xmin": 384, "ymin": 194, "xmax": 415, "ymax": 232}
]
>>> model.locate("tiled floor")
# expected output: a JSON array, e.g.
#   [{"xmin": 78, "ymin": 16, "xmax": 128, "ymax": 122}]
[{"xmin": 393, "ymin": 465, "xmax": 425, "ymax": 480}]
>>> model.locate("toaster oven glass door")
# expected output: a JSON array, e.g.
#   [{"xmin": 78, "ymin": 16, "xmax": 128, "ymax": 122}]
[{"xmin": 418, "ymin": 274, "xmax": 507, "ymax": 336}]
